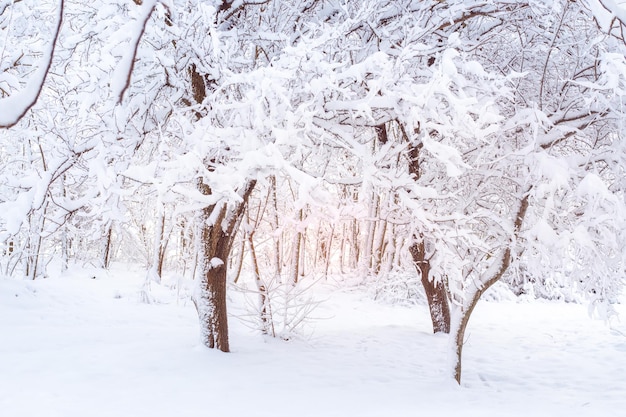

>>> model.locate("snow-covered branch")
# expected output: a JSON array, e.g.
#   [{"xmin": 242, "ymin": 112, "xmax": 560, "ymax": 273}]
[
  {"xmin": 0, "ymin": 0, "xmax": 64, "ymax": 128},
  {"xmin": 111, "ymin": 0, "xmax": 157, "ymax": 104}
]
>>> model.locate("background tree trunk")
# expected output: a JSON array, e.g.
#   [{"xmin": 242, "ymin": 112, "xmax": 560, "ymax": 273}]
[
  {"xmin": 290, "ymin": 208, "xmax": 304, "ymax": 285},
  {"xmin": 101, "ymin": 223, "xmax": 113, "ymax": 270}
]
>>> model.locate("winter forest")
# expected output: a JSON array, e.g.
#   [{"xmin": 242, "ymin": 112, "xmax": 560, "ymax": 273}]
[{"xmin": 1, "ymin": 0, "xmax": 626, "ymax": 415}]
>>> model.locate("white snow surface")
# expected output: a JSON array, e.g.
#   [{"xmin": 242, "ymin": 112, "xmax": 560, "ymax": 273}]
[{"xmin": 1, "ymin": 264, "xmax": 625, "ymax": 417}]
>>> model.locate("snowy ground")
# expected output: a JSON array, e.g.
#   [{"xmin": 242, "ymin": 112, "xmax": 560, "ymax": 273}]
[{"xmin": 1, "ymin": 264, "xmax": 625, "ymax": 417}]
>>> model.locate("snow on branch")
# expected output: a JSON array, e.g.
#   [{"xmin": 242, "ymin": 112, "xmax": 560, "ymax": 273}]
[
  {"xmin": 587, "ymin": 0, "xmax": 626, "ymax": 33},
  {"xmin": 219, "ymin": 0, "xmax": 269, "ymax": 23},
  {"xmin": 111, "ymin": 0, "xmax": 157, "ymax": 104},
  {"xmin": 599, "ymin": 0, "xmax": 626, "ymax": 24},
  {"xmin": 0, "ymin": 0, "xmax": 64, "ymax": 129}
]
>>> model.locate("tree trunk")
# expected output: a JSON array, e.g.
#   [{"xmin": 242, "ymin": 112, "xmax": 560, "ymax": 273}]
[
  {"xmin": 26, "ymin": 207, "xmax": 47, "ymax": 280},
  {"xmin": 197, "ymin": 216, "xmax": 232, "ymax": 351},
  {"xmin": 372, "ymin": 214, "xmax": 388, "ymax": 274},
  {"xmin": 198, "ymin": 273, "xmax": 228, "ymax": 349},
  {"xmin": 101, "ymin": 223, "xmax": 113, "ymax": 270},
  {"xmin": 401, "ymin": 121, "xmax": 451, "ymax": 333},
  {"xmin": 148, "ymin": 208, "xmax": 166, "ymax": 283},
  {"xmin": 196, "ymin": 180, "xmax": 256, "ymax": 352},
  {"xmin": 61, "ymin": 224, "xmax": 70, "ymax": 273},
  {"xmin": 290, "ymin": 208, "xmax": 304, "ymax": 285},
  {"xmin": 248, "ymin": 231, "xmax": 272, "ymax": 336},
  {"xmin": 361, "ymin": 193, "xmax": 378, "ymax": 273},
  {"xmin": 339, "ymin": 223, "xmax": 347, "ymax": 274},
  {"xmin": 323, "ymin": 224, "xmax": 335, "ymax": 279},
  {"xmin": 232, "ymin": 234, "xmax": 246, "ymax": 284},
  {"xmin": 351, "ymin": 219, "xmax": 360, "ymax": 268},
  {"xmin": 410, "ymin": 241, "xmax": 450, "ymax": 333},
  {"xmin": 269, "ymin": 175, "xmax": 282, "ymax": 278},
  {"xmin": 451, "ymin": 194, "xmax": 529, "ymax": 384},
  {"xmin": 451, "ymin": 289, "xmax": 480, "ymax": 385},
  {"xmin": 157, "ymin": 213, "xmax": 169, "ymax": 279}
]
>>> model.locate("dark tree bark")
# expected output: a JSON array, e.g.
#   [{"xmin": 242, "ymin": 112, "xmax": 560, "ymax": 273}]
[
  {"xmin": 102, "ymin": 224, "xmax": 113, "ymax": 269},
  {"xmin": 197, "ymin": 203, "xmax": 231, "ymax": 351},
  {"xmin": 409, "ymin": 241, "xmax": 450, "ymax": 333},
  {"xmin": 196, "ymin": 180, "xmax": 256, "ymax": 352}
]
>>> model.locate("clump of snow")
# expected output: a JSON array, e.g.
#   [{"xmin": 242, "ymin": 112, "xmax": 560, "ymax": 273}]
[{"xmin": 209, "ymin": 257, "xmax": 224, "ymax": 269}]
